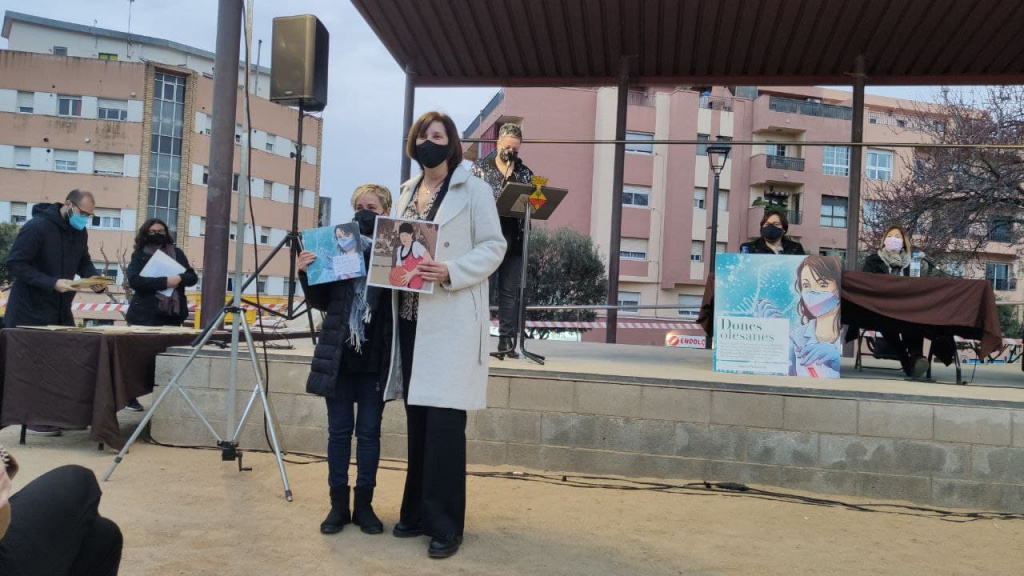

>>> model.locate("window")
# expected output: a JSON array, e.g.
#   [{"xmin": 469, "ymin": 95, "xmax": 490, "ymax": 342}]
[
  {"xmin": 199, "ymin": 217, "xmax": 206, "ymax": 237},
  {"xmin": 202, "ymin": 167, "xmax": 209, "ymax": 185},
  {"xmin": 678, "ymin": 294, "xmax": 701, "ymax": 318},
  {"xmin": 866, "ymin": 149, "xmax": 893, "ymax": 180},
  {"xmin": 869, "ymin": 115, "xmax": 879, "ymax": 124},
  {"xmin": 10, "ymin": 202, "xmax": 28, "ymax": 225},
  {"xmin": 288, "ymin": 186, "xmax": 297, "ymax": 203},
  {"xmin": 91, "ymin": 208, "xmax": 122, "ymax": 230},
  {"xmin": 989, "ymin": 218, "xmax": 1013, "ymax": 243},
  {"xmin": 986, "ymin": 262, "xmax": 1012, "ymax": 291},
  {"xmin": 718, "ymin": 189, "xmax": 729, "ymax": 212},
  {"xmin": 863, "ymin": 200, "xmax": 882, "ymax": 231},
  {"xmin": 13, "ymin": 147, "xmax": 30, "ymax": 169},
  {"xmin": 98, "ymin": 53, "xmax": 118, "ymax": 61},
  {"xmin": 257, "ymin": 275, "xmax": 268, "ymax": 293},
  {"xmin": 896, "ymin": 119, "xmax": 907, "ymax": 128},
  {"xmin": 263, "ymin": 180, "xmax": 273, "ymax": 197},
  {"xmin": 16, "ymin": 91, "xmax": 34, "ymax": 113},
  {"xmin": 147, "ymin": 72, "xmax": 186, "ymax": 232},
  {"xmin": 53, "ymin": 46, "xmax": 68, "ymax": 56},
  {"xmin": 820, "ymin": 195, "xmax": 848, "ymax": 228},
  {"xmin": 94, "ymin": 262, "xmax": 119, "ymax": 281},
  {"xmin": 54, "ymin": 150, "xmax": 78, "ymax": 173},
  {"xmin": 696, "ymin": 134, "xmax": 710, "ymax": 156},
  {"xmin": 232, "ymin": 173, "xmax": 240, "ymax": 192},
  {"xmin": 98, "ymin": 99, "xmax": 128, "ymax": 121},
  {"xmin": 691, "ymin": 241, "xmax": 704, "ymax": 262},
  {"xmin": 265, "ymin": 139, "xmax": 275, "ymax": 153},
  {"xmin": 93, "ymin": 153, "xmax": 124, "ymax": 176},
  {"xmin": 823, "ymin": 145, "xmax": 851, "ymax": 176},
  {"xmin": 258, "ymin": 226, "xmax": 270, "ymax": 245},
  {"xmin": 620, "ymin": 238, "xmax": 648, "ymax": 260},
  {"xmin": 617, "ymin": 291, "xmax": 640, "ymax": 314},
  {"xmin": 765, "ymin": 143, "xmax": 788, "ymax": 157},
  {"xmin": 229, "ymin": 222, "xmax": 238, "ymax": 242},
  {"xmin": 818, "ymin": 248, "xmax": 846, "ymax": 265},
  {"xmin": 693, "ymin": 188, "xmax": 706, "ymax": 210},
  {"xmin": 625, "ymin": 131, "xmax": 654, "ymax": 154},
  {"xmin": 58, "ymin": 96, "xmax": 82, "ymax": 117},
  {"xmin": 622, "ymin": 185, "xmax": 650, "ymax": 208},
  {"xmin": 234, "ymin": 124, "xmax": 243, "ymax": 144}
]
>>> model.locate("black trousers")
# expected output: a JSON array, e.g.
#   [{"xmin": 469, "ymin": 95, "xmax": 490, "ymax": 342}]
[
  {"xmin": 881, "ymin": 329, "xmax": 925, "ymax": 374},
  {"xmin": 398, "ymin": 318, "xmax": 468, "ymax": 537},
  {"xmin": 0, "ymin": 465, "xmax": 123, "ymax": 576},
  {"xmin": 492, "ymin": 248, "xmax": 523, "ymax": 338}
]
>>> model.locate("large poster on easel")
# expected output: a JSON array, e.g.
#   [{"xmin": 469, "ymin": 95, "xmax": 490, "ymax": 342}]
[{"xmin": 713, "ymin": 254, "xmax": 843, "ymax": 378}]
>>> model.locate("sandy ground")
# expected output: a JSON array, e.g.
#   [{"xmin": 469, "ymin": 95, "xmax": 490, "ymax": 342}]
[{"xmin": 3, "ymin": 416, "xmax": 1024, "ymax": 576}]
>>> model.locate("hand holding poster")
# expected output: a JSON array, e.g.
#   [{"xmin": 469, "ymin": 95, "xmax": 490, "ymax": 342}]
[
  {"xmin": 714, "ymin": 254, "xmax": 843, "ymax": 378},
  {"xmin": 300, "ymin": 222, "xmax": 366, "ymax": 286}
]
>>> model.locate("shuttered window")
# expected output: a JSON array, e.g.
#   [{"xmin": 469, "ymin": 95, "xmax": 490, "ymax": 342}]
[
  {"xmin": 17, "ymin": 91, "xmax": 34, "ymax": 113},
  {"xmin": 94, "ymin": 153, "xmax": 124, "ymax": 175},
  {"xmin": 620, "ymin": 238, "xmax": 648, "ymax": 260}
]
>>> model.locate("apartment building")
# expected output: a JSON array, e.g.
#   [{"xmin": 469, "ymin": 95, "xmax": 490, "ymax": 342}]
[
  {"xmin": 464, "ymin": 85, "xmax": 1021, "ymax": 345},
  {"xmin": 0, "ymin": 12, "xmax": 321, "ymax": 324}
]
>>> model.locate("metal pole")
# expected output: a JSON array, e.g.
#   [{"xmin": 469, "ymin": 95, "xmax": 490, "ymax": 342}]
[
  {"xmin": 606, "ymin": 56, "xmax": 629, "ymax": 344},
  {"xmin": 846, "ymin": 55, "xmax": 866, "ymax": 271},
  {"xmin": 705, "ymin": 171, "xmax": 721, "ymax": 350},
  {"xmin": 201, "ymin": 0, "xmax": 242, "ymax": 329},
  {"xmin": 287, "ymin": 106, "xmax": 304, "ymax": 312},
  {"xmin": 400, "ymin": 69, "xmax": 415, "ymax": 183}
]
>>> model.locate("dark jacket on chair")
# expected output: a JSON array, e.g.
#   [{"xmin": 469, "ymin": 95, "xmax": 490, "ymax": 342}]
[
  {"xmin": 739, "ymin": 237, "xmax": 806, "ymax": 255},
  {"xmin": 4, "ymin": 203, "xmax": 99, "ymax": 328}
]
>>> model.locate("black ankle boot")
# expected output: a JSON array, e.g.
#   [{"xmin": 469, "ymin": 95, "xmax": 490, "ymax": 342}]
[
  {"xmin": 498, "ymin": 335, "xmax": 519, "ymax": 358},
  {"xmin": 320, "ymin": 485, "xmax": 351, "ymax": 534},
  {"xmin": 352, "ymin": 486, "xmax": 384, "ymax": 534}
]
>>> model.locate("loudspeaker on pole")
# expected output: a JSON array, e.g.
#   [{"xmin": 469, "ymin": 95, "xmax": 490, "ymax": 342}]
[{"xmin": 270, "ymin": 15, "xmax": 329, "ymax": 112}]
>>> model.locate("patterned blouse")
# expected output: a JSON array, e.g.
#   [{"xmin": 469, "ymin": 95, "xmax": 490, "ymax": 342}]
[{"xmin": 398, "ymin": 175, "xmax": 446, "ymax": 322}]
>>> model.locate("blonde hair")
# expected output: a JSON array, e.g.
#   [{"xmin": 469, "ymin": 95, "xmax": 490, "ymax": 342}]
[
  {"xmin": 350, "ymin": 184, "xmax": 393, "ymax": 214},
  {"xmin": 881, "ymin": 225, "xmax": 913, "ymax": 254}
]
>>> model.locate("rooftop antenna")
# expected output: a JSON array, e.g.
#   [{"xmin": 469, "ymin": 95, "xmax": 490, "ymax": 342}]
[{"xmin": 126, "ymin": 0, "xmax": 135, "ymax": 60}]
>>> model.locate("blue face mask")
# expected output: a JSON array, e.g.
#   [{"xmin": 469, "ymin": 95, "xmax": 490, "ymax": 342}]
[
  {"xmin": 69, "ymin": 212, "xmax": 90, "ymax": 231},
  {"xmin": 802, "ymin": 289, "xmax": 840, "ymax": 317},
  {"xmin": 338, "ymin": 236, "xmax": 356, "ymax": 252}
]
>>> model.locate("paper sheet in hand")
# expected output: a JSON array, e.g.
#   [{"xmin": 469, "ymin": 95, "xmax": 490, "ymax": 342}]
[{"xmin": 140, "ymin": 249, "xmax": 186, "ymax": 297}]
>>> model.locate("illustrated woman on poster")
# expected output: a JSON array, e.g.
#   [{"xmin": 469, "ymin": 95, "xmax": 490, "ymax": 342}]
[
  {"xmin": 393, "ymin": 222, "xmax": 433, "ymax": 290},
  {"xmin": 335, "ymin": 224, "xmax": 359, "ymax": 255},
  {"xmin": 789, "ymin": 255, "xmax": 843, "ymax": 378}
]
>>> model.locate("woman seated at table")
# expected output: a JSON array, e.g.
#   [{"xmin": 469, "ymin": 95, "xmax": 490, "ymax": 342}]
[
  {"xmin": 861, "ymin": 225, "xmax": 928, "ymax": 379},
  {"xmin": 740, "ymin": 210, "xmax": 805, "ymax": 255}
]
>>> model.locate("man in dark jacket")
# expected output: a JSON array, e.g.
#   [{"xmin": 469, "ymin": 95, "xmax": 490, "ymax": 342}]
[{"xmin": 4, "ymin": 189, "xmax": 103, "ymax": 330}]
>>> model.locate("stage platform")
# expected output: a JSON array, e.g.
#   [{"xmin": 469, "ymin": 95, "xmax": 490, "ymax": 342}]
[{"xmin": 149, "ymin": 339, "xmax": 1024, "ymax": 512}]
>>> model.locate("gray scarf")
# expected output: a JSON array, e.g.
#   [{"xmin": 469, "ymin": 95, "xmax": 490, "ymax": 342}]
[
  {"xmin": 346, "ymin": 236, "xmax": 375, "ymax": 353},
  {"xmin": 877, "ymin": 249, "xmax": 910, "ymax": 274}
]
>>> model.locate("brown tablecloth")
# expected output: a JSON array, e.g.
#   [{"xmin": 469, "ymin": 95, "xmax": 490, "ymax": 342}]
[
  {"xmin": 0, "ymin": 329, "xmax": 198, "ymax": 449},
  {"xmin": 697, "ymin": 271, "xmax": 1003, "ymax": 360}
]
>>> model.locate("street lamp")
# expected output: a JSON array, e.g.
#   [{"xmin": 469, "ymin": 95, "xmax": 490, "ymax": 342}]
[{"xmin": 705, "ymin": 144, "xmax": 731, "ymax": 349}]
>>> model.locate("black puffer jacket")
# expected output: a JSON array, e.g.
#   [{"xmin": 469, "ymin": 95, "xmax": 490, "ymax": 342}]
[
  {"xmin": 125, "ymin": 246, "xmax": 199, "ymax": 326},
  {"xmin": 301, "ymin": 245, "xmax": 392, "ymax": 398},
  {"xmin": 739, "ymin": 237, "xmax": 806, "ymax": 255},
  {"xmin": 4, "ymin": 203, "xmax": 99, "ymax": 328}
]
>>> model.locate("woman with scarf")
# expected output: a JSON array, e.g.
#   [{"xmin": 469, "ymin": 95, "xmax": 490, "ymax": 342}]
[
  {"xmin": 297, "ymin": 184, "xmax": 394, "ymax": 536},
  {"xmin": 124, "ymin": 218, "xmax": 198, "ymax": 410},
  {"xmin": 862, "ymin": 225, "xmax": 928, "ymax": 379}
]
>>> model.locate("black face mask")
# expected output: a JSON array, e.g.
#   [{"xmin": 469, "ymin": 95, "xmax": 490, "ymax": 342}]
[
  {"xmin": 499, "ymin": 148, "xmax": 518, "ymax": 163},
  {"xmin": 353, "ymin": 210, "xmax": 378, "ymax": 237},
  {"xmin": 146, "ymin": 233, "xmax": 169, "ymax": 245},
  {"xmin": 416, "ymin": 140, "xmax": 449, "ymax": 169},
  {"xmin": 761, "ymin": 225, "xmax": 784, "ymax": 242}
]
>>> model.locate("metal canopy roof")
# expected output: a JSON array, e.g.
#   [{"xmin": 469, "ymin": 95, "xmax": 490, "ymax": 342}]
[{"xmin": 351, "ymin": 0, "xmax": 1024, "ymax": 87}]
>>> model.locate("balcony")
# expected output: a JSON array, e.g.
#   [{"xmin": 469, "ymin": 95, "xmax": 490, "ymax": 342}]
[
  {"xmin": 746, "ymin": 206, "xmax": 804, "ymax": 239},
  {"xmin": 765, "ymin": 155, "xmax": 805, "ymax": 171},
  {"xmin": 750, "ymin": 153, "xmax": 806, "ymax": 186},
  {"xmin": 768, "ymin": 96, "xmax": 853, "ymax": 120},
  {"xmin": 990, "ymin": 278, "xmax": 1018, "ymax": 292}
]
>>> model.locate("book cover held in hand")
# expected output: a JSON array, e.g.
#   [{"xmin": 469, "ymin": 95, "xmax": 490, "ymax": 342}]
[
  {"xmin": 301, "ymin": 222, "xmax": 366, "ymax": 286},
  {"xmin": 367, "ymin": 216, "xmax": 440, "ymax": 294}
]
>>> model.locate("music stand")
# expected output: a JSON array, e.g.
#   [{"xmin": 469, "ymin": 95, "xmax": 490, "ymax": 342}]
[{"xmin": 493, "ymin": 180, "xmax": 568, "ymax": 365}]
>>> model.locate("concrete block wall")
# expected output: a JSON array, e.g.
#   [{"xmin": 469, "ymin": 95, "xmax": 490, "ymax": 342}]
[{"xmin": 150, "ymin": 352, "xmax": 1024, "ymax": 512}]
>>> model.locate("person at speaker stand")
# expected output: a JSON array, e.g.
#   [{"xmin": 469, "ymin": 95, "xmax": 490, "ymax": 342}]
[
  {"xmin": 123, "ymin": 218, "xmax": 199, "ymax": 411},
  {"xmin": 297, "ymin": 184, "xmax": 394, "ymax": 536},
  {"xmin": 4, "ymin": 189, "xmax": 106, "ymax": 435},
  {"xmin": 1, "ymin": 448, "xmax": 124, "ymax": 576},
  {"xmin": 387, "ymin": 111, "xmax": 506, "ymax": 559},
  {"xmin": 739, "ymin": 209, "xmax": 806, "ymax": 255},
  {"xmin": 861, "ymin": 225, "xmax": 928, "ymax": 379},
  {"xmin": 469, "ymin": 123, "xmax": 534, "ymax": 358}
]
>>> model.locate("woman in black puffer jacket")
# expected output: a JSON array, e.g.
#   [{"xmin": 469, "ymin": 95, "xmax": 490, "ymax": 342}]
[{"xmin": 298, "ymin": 184, "xmax": 393, "ymax": 536}]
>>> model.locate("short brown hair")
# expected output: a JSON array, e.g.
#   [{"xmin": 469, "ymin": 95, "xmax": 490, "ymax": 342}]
[
  {"xmin": 350, "ymin": 184, "xmax": 392, "ymax": 214},
  {"xmin": 760, "ymin": 209, "xmax": 789, "ymax": 233},
  {"xmin": 405, "ymin": 111, "xmax": 463, "ymax": 171},
  {"xmin": 880, "ymin": 225, "xmax": 913, "ymax": 254}
]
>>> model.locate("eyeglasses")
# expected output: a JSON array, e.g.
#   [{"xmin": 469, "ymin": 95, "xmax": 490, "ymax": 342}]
[
  {"xmin": 70, "ymin": 201, "xmax": 94, "ymax": 218},
  {"xmin": 147, "ymin": 228, "xmax": 168, "ymax": 235}
]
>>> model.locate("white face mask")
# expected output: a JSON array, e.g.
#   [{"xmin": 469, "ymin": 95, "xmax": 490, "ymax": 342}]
[{"xmin": 884, "ymin": 237, "xmax": 904, "ymax": 251}]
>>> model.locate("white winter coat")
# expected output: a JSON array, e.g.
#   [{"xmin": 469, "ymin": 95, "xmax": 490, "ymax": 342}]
[{"xmin": 382, "ymin": 165, "xmax": 506, "ymax": 410}]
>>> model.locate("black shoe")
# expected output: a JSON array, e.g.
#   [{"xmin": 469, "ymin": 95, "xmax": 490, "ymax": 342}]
[
  {"xmin": 392, "ymin": 520, "xmax": 424, "ymax": 538},
  {"xmin": 498, "ymin": 335, "xmax": 519, "ymax": 359},
  {"xmin": 125, "ymin": 399, "xmax": 144, "ymax": 412},
  {"xmin": 352, "ymin": 486, "xmax": 384, "ymax": 535},
  {"xmin": 428, "ymin": 534, "xmax": 463, "ymax": 559},
  {"xmin": 910, "ymin": 356, "xmax": 929, "ymax": 381},
  {"xmin": 320, "ymin": 486, "xmax": 351, "ymax": 534}
]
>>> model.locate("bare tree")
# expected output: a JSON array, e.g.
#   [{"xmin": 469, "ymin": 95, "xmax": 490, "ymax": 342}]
[
  {"xmin": 862, "ymin": 86, "xmax": 1024, "ymax": 271},
  {"xmin": 98, "ymin": 244, "xmax": 132, "ymax": 320}
]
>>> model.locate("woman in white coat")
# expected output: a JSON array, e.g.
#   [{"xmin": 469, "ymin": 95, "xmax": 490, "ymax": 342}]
[{"xmin": 383, "ymin": 111, "xmax": 506, "ymax": 559}]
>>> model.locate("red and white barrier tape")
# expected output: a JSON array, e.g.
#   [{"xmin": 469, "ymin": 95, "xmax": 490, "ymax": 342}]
[
  {"xmin": 489, "ymin": 320, "xmax": 702, "ymax": 330},
  {"xmin": 864, "ymin": 330, "xmax": 1022, "ymax": 347},
  {"xmin": 0, "ymin": 301, "xmax": 292, "ymax": 313}
]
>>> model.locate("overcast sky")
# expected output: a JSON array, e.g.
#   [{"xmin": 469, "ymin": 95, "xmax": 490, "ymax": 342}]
[{"xmin": 2, "ymin": 1, "xmax": 941, "ymax": 224}]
